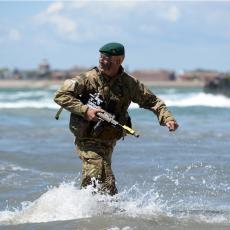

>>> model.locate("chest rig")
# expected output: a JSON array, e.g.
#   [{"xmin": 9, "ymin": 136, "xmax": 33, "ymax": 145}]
[
  {"xmin": 98, "ymin": 75, "xmax": 125, "ymax": 118},
  {"xmin": 70, "ymin": 68, "xmax": 131, "ymax": 141}
]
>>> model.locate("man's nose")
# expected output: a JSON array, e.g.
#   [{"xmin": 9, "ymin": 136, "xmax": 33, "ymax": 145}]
[{"xmin": 100, "ymin": 58, "xmax": 109, "ymax": 64}]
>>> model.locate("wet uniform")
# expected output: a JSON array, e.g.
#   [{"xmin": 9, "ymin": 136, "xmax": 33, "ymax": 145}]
[{"xmin": 54, "ymin": 66, "xmax": 175, "ymax": 195}]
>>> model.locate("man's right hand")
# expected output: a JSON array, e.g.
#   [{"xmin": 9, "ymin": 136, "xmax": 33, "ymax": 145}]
[{"xmin": 84, "ymin": 107, "xmax": 103, "ymax": 121}]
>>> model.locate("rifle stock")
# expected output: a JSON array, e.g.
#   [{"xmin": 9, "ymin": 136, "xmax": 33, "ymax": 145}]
[{"xmin": 55, "ymin": 107, "xmax": 63, "ymax": 120}]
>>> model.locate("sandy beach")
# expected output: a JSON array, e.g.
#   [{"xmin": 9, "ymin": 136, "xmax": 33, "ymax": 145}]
[{"xmin": 0, "ymin": 79, "xmax": 204, "ymax": 88}]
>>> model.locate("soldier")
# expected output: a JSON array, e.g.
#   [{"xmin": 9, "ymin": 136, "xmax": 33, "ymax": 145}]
[{"xmin": 54, "ymin": 42, "xmax": 178, "ymax": 196}]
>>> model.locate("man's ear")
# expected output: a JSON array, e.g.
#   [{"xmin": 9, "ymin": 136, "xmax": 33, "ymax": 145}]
[
  {"xmin": 118, "ymin": 55, "xmax": 125, "ymax": 65},
  {"xmin": 112, "ymin": 55, "xmax": 125, "ymax": 65}
]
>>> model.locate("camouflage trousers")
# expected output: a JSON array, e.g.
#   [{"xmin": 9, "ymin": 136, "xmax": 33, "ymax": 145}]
[{"xmin": 76, "ymin": 139, "xmax": 118, "ymax": 196}]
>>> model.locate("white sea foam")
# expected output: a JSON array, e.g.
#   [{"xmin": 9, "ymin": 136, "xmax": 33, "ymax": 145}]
[
  {"xmin": 128, "ymin": 93, "xmax": 230, "ymax": 109},
  {"xmin": 107, "ymin": 227, "xmax": 133, "ymax": 230},
  {"xmin": 0, "ymin": 181, "xmax": 228, "ymax": 226},
  {"xmin": 0, "ymin": 90, "xmax": 51, "ymax": 100},
  {"xmin": 129, "ymin": 102, "xmax": 139, "ymax": 109},
  {"xmin": 0, "ymin": 91, "xmax": 230, "ymax": 109},
  {"xmin": 0, "ymin": 89, "xmax": 57, "ymax": 109},
  {"xmin": 0, "ymin": 162, "xmax": 29, "ymax": 172},
  {"xmin": 164, "ymin": 92, "xmax": 230, "ymax": 108},
  {"xmin": 0, "ymin": 182, "xmax": 162, "ymax": 225},
  {"xmin": 0, "ymin": 99, "xmax": 58, "ymax": 109}
]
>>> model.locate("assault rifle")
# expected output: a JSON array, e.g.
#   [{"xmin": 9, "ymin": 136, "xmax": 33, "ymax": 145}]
[{"xmin": 55, "ymin": 93, "xmax": 139, "ymax": 138}]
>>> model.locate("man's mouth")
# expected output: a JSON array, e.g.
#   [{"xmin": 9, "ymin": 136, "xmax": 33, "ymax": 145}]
[{"xmin": 100, "ymin": 62, "xmax": 111, "ymax": 71}]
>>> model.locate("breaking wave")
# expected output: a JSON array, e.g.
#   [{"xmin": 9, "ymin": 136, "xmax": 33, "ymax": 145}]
[
  {"xmin": 129, "ymin": 92, "xmax": 230, "ymax": 109},
  {"xmin": 0, "ymin": 162, "xmax": 29, "ymax": 173},
  {"xmin": 0, "ymin": 90, "xmax": 230, "ymax": 109},
  {"xmin": 0, "ymin": 182, "xmax": 229, "ymax": 226},
  {"xmin": 0, "ymin": 100, "xmax": 58, "ymax": 109},
  {"xmin": 0, "ymin": 90, "xmax": 58, "ymax": 109},
  {"xmin": 164, "ymin": 92, "xmax": 230, "ymax": 108}
]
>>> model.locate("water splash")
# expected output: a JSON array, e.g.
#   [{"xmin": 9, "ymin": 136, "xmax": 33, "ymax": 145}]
[
  {"xmin": 0, "ymin": 179, "xmax": 229, "ymax": 226},
  {"xmin": 0, "ymin": 182, "xmax": 162, "ymax": 225}
]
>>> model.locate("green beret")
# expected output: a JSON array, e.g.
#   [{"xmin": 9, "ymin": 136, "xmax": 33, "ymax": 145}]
[{"xmin": 99, "ymin": 42, "xmax": 125, "ymax": 56}]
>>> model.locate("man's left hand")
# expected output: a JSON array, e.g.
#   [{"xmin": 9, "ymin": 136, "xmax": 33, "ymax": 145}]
[{"xmin": 166, "ymin": 120, "xmax": 179, "ymax": 132}]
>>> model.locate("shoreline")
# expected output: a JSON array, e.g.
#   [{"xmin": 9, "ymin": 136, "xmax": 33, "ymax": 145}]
[{"xmin": 0, "ymin": 79, "xmax": 204, "ymax": 88}]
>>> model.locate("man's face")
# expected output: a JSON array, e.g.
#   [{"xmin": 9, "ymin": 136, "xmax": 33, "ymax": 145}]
[
  {"xmin": 98, "ymin": 53, "xmax": 124, "ymax": 76},
  {"xmin": 99, "ymin": 53, "xmax": 112, "ymax": 72}
]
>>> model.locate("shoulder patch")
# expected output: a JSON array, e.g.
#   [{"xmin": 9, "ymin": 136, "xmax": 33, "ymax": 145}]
[{"xmin": 61, "ymin": 79, "xmax": 77, "ymax": 91}]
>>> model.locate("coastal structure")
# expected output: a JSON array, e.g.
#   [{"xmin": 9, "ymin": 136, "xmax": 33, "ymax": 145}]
[
  {"xmin": 0, "ymin": 60, "xmax": 229, "ymax": 87},
  {"xmin": 204, "ymin": 75, "xmax": 230, "ymax": 97}
]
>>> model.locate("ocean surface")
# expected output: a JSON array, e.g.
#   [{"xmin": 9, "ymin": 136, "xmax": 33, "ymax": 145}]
[{"xmin": 0, "ymin": 84, "xmax": 230, "ymax": 230}]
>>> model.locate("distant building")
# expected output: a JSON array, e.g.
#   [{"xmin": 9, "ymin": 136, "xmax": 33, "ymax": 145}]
[
  {"xmin": 0, "ymin": 68, "xmax": 9, "ymax": 79},
  {"xmin": 12, "ymin": 68, "xmax": 22, "ymax": 79},
  {"xmin": 131, "ymin": 69, "xmax": 175, "ymax": 81},
  {"xmin": 49, "ymin": 66, "xmax": 88, "ymax": 80},
  {"xmin": 51, "ymin": 71, "xmax": 67, "ymax": 80},
  {"xmin": 177, "ymin": 71, "xmax": 223, "ymax": 82},
  {"xmin": 67, "ymin": 66, "xmax": 88, "ymax": 78},
  {"xmin": 38, "ymin": 59, "xmax": 50, "ymax": 75}
]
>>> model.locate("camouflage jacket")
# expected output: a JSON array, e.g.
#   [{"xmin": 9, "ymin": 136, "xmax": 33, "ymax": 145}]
[{"xmin": 54, "ymin": 67, "xmax": 175, "ymax": 141}]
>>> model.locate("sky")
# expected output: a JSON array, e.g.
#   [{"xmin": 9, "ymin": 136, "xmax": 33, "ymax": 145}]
[{"xmin": 0, "ymin": 0, "xmax": 230, "ymax": 72}]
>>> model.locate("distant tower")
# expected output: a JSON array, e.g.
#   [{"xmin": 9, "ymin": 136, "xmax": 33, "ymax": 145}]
[
  {"xmin": 12, "ymin": 68, "xmax": 22, "ymax": 79},
  {"xmin": 38, "ymin": 59, "xmax": 50, "ymax": 75}
]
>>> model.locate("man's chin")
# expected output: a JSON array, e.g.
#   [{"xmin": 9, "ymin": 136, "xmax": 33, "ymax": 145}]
[{"xmin": 99, "ymin": 67, "xmax": 109, "ymax": 75}]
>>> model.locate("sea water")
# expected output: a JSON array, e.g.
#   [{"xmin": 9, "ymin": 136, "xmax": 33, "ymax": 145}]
[{"xmin": 0, "ymin": 85, "xmax": 230, "ymax": 230}]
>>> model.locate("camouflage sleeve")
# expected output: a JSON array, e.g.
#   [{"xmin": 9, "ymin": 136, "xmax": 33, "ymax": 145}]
[
  {"xmin": 53, "ymin": 75, "xmax": 88, "ymax": 117},
  {"xmin": 130, "ymin": 78, "xmax": 176, "ymax": 125}
]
